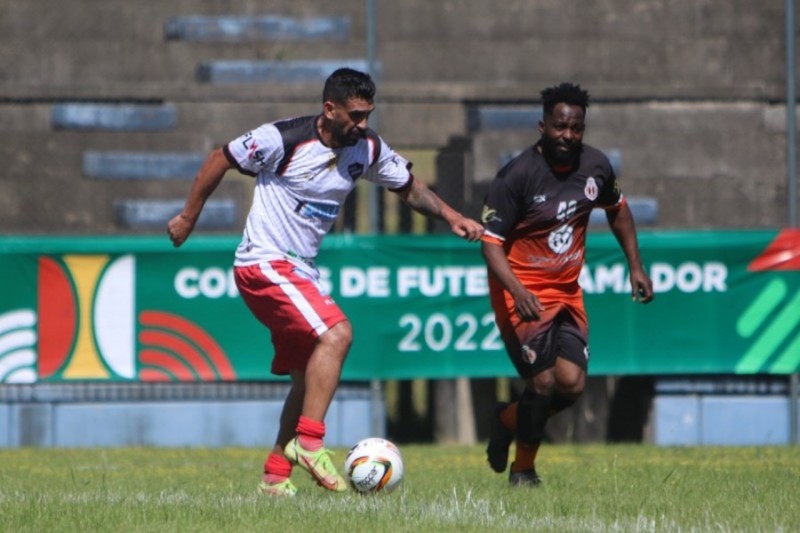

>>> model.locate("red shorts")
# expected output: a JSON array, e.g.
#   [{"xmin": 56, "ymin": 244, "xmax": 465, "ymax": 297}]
[{"xmin": 234, "ymin": 260, "xmax": 347, "ymax": 375}]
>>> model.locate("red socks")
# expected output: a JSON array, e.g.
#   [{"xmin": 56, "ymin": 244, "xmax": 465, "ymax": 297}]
[
  {"xmin": 296, "ymin": 416, "xmax": 325, "ymax": 451},
  {"xmin": 263, "ymin": 453, "xmax": 292, "ymax": 483},
  {"xmin": 263, "ymin": 416, "xmax": 326, "ymax": 484}
]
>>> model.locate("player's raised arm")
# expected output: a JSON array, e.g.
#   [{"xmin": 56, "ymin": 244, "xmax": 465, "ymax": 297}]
[
  {"xmin": 167, "ymin": 148, "xmax": 233, "ymax": 247},
  {"xmin": 394, "ymin": 178, "xmax": 484, "ymax": 241}
]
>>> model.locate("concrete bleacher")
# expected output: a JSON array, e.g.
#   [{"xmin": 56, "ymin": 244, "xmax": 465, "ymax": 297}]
[
  {"xmin": 196, "ymin": 59, "xmax": 374, "ymax": 84},
  {"xmin": 6, "ymin": 10, "xmax": 366, "ymax": 234},
  {"xmin": 3, "ymin": 0, "xmax": 788, "ymax": 233},
  {"xmin": 52, "ymin": 104, "xmax": 177, "ymax": 132},
  {"xmin": 114, "ymin": 199, "xmax": 237, "ymax": 230},
  {"xmin": 83, "ymin": 151, "xmax": 207, "ymax": 180},
  {"xmin": 164, "ymin": 14, "xmax": 350, "ymax": 42}
]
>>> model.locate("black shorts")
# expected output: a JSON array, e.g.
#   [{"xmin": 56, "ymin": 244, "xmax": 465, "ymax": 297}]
[{"xmin": 500, "ymin": 308, "xmax": 589, "ymax": 379}]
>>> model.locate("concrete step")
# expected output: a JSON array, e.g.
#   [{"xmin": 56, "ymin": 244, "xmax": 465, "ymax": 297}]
[
  {"xmin": 114, "ymin": 198, "xmax": 237, "ymax": 229},
  {"xmin": 83, "ymin": 151, "xmax": 206, "ymax": 180},
  {"xmin": 164, "ymin": 14, "xmax": 350, "ymax": 42},
  {"xmin": 196, "ymin": 59, "xmax": 375, "ymax": 84},
  {"xmin": 52, "ymin": 103, "xmax": 177, "ymax": 131}
]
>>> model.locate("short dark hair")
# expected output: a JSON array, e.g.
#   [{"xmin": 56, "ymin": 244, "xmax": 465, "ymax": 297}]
[
  {"xmin": 323, "ymin": 68, "xmax": 376, "ymax": 104},
  {"xmin": 540, "ymin": 82, "xmax": 590, "ymax": 116}
]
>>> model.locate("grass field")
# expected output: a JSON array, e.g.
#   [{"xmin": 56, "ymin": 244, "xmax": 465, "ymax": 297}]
[{"xmin": 1, "ymin": 444, "xmax": 798, "ymax": 532}]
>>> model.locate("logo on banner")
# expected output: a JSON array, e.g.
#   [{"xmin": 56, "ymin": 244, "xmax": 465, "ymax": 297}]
[
  {"xmin": 27, "ymin": 255, "xmax": 236, "ymax": 383},
  {"xmin": 735, "ymin": 229, "xmax": 800, "ymax": 374}
]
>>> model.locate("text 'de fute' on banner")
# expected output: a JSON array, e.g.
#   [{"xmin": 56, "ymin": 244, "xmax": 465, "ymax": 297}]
[{"xmin": 0, "ymin": 229, "xmax": 798, "ymax": 383}]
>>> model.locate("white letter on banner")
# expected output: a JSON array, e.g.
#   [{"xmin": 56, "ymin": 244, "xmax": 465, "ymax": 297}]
[
  {"xmin": 340, "ymin": 267, "xmax": 366, "ymax": 297},
  {"xmin": 650, "ymin": 263, "xmax": 674, "ymax": 293},
  {"xmin": 420, "ymin": 268, "xmax": 445, "ymax": 297},
  {"xmin": 368, "ymin": 267, "xmax": 390, "ymax": 297},
  {"xmin": 595, "ymin": 264, "xmax": 627, "ymax": 293},
  {"xmin": 578, "ymin": 266, "xmax": 595, "ymax": 293},
  {"xmin": 676, "ymin": 263, "xmax": 703, "ymax": 293},
  {"xmin": 465, "ymin": 266, "xmax": 488, "ymax": 296},
  {"xmin": 199, "ymin": 268, "xmax": 227, "ymax": 298},
  {"xmin": 441, "ymin": 267, "xmax": 463, "ymax": 296},
  {"xmin": 703, "ymin": 262, "xmax": 727, "ymax": 292},
  {"xmin": 397, "ymin": 267, "xmax": 419, "ymax": 297},
  {"xmin": 175, "ymin": 267, "xmax": 200, "ymax": 298}
]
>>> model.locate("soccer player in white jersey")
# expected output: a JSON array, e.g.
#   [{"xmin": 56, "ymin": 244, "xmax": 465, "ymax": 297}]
[{"xmin": 167, "ymin": 68, "xmax": 484, "ymax": 496}]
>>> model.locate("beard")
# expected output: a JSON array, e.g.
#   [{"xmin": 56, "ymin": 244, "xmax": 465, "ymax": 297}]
[
  {"xmin": 332, "ymin": 121, "xmax": 365, "ymax": 147},
  {"xmin": 541, "ymin": 135, "xmax": 581, "ymax": 165}
]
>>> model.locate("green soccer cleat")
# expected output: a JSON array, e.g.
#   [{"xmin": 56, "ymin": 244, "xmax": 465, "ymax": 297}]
[
  {"xmin": 258, "ymin": 478, "xmax": 298, "ymax": 497},
  {"xmin": 285, "ymin": 437, "xmax": 348, "ymax": 492}
]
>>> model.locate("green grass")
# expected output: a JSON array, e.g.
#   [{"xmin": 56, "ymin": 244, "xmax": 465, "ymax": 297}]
[{"xmin": 1, "ymin": 445, "xmax": 798, "ymax": 532}]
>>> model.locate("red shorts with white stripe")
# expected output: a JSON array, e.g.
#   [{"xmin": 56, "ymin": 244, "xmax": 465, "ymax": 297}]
[{"xmin": 234, "ymin": 260, "xmax": 347, "ymax": 375}]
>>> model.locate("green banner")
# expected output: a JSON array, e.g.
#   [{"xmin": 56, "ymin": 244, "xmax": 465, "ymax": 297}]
[{"xmin": 0, "ymin": 230, "xmax": 798, "ymax": 383}]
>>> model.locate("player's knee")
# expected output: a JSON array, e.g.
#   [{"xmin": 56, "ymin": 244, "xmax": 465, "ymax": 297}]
[
  {"xmin": 530, "ymin": 370, "xmax": 556, "ymax": 396},
  {"xmin": 320, "ymin": 320, "xmax": 353, "ymax": 353},
  {"xmin": 558, "ymin": 372, "xmax": 585, "ymax": 397}
]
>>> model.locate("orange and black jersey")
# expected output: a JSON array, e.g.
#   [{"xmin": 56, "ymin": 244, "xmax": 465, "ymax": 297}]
[{"xmin": 481, "ymin": 141, "xmax": 625, "ymax": 293}]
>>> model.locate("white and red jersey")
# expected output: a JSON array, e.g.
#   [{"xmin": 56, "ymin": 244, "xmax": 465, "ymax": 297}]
[{"xmin": 224, "ymin": 115, "xmax": 413, "ymax": 267}]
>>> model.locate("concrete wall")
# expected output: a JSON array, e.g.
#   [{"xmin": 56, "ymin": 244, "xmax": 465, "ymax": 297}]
[
  {"xmin": 0, "ymin": 0, "xmax": 796, "ymax": 231},
  {"xmin": 0, "ymin": 384, "xmax": 382, "ymax": 448}
]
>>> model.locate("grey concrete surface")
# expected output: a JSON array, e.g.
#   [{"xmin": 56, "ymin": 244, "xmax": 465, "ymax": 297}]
[{"xmin": 0, "ymin": 0, "xmax": 796, "ymax": 232}]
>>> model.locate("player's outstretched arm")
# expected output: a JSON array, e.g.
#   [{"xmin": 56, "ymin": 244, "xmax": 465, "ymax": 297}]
[
  {"xmin": 394, "ymin": 179, "xmax": 484, "ymax": 241},
  {"xmin": 605, "ymin": 203, "xmax": 654, "ymax": 303},
  {"xmin": 167, "ymin": 148, "xmax": 233, "ymax": 247}
]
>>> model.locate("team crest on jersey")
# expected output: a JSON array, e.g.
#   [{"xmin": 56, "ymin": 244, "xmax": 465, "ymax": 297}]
[
  {"xmin": 347, "ymin": 162, "xmax": 364, "ymax": 179},
  {"xmin": 522, "ymin": 345, "xmax": 537, "ymax": 365},
  {"xmin": 584, "ymin": 177, "xmax": 598, "ymax": 201}
]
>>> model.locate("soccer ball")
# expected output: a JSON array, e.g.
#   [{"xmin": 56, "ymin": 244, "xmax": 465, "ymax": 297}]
[{"xmin": 344, "ymin": 437, "xmax": 404, "ymax": 494}]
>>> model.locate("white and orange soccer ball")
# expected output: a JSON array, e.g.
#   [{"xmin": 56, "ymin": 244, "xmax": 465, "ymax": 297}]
[{"xmin": 344, "ymin": 437, "xmax": 404, "ymax": 494}]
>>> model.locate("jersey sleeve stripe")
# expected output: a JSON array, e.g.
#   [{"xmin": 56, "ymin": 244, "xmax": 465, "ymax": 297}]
[
  {"xmin": 481, "ymin": 231, "xmax": 505, "ymax": 244},
  {"xmin": 223, "ymin": 143, "xmax": 256, "ymax": 177},
  {"xmin": 388, "ymin": 173, "xmax": 414, "ymax": 193}
]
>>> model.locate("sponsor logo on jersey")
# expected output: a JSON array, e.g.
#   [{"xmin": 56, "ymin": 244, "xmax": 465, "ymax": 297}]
[
  {"xmin": 526, "ymin": 250, "xmax": 583, "ymax": 270},
  {"xmin": 481, "ymin": 205, "xmax": 501, "ymax": 224},
  {"xmin": 296, "ymin": 200, "xmax": 340, "ymax": 221},
  {"xmin": 348, "ymin": 162, "xmax": 364, "ymax": 179},
  {"xmin": 252, "ymin": 149, "xmax": 266, "ymax": 166},
  {"xmin": 548, "ymin": 225, "xmax": 574, "ymax": 254},
  {"xmin": 584, "ymin": 177, "xmax": 598, "ymax": 201},
  {"xmin": 326, "ymin": 154, "xmax": 340, "ymax": 170},
  {"xmin": 533, "ymin": 195, "xmax": 547, "ymax": 203}
]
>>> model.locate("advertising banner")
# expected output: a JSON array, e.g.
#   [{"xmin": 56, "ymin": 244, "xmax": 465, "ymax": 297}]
[{"xmin": 0, "ymin": 230, "xmax": 798, "ymax": 383}]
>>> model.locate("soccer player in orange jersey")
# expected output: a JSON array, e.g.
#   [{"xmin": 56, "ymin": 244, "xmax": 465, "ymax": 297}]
[{"xmin": 481, "ymin": 82, "xmax": 654, "ymax": 486}]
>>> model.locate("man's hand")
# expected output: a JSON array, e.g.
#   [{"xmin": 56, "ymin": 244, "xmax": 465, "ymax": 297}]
[
  {"xmin": 449, "ymin": 215, "xmax": 484, "ymax": 242},
  {"xmin": 512, "ymin": 288, "xmax": 544, "ymax": 322},
  {"xmin": 630, "ymin": 268, "xmax": 654, "ymax": 303},
  {"xmin": 167, "ymin": 213, "xmax": 196, "ymax": 247}
]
